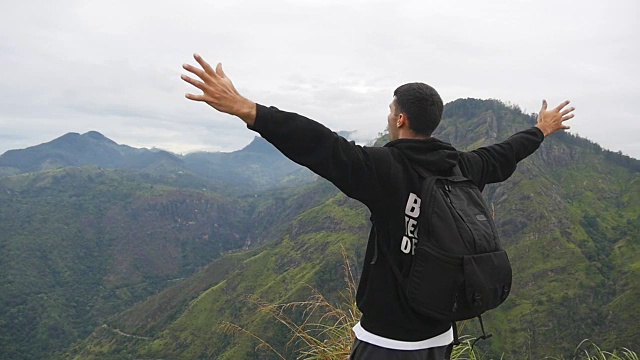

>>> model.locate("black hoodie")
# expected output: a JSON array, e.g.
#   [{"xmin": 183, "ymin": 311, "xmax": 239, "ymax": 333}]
[{"xmin": 250, "ymin": 104, "xmax": 544, "ymax": 341}]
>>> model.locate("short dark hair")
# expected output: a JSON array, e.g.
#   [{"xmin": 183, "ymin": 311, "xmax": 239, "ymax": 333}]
[{"xmin": 393, "ymin": 83, "xmax": 443, "ymax": 136}]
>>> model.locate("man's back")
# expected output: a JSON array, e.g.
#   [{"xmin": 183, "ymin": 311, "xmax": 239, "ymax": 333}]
[{"xmin": 248, "ymin": 104, "xmax": 545, "ymax": 343}]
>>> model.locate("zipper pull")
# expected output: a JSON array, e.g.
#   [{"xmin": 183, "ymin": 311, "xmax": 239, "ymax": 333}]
[{"xmin": 443, "ymin": 187, "xmax": 453, "ymax": 204}]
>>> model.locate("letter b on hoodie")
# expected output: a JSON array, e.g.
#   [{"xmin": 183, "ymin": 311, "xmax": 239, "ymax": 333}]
[{"xmin": 405, "ymin": 193, "xmax": 421, "ymax": 218}]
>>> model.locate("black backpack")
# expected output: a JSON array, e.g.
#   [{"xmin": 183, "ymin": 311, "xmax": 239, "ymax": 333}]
[{"xmin": 374, "ymin": 164, "xmax": 512, "ymax": 346}]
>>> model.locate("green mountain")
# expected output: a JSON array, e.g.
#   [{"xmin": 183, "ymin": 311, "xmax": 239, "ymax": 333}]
[
  {"xmin": 182, "ymin": 136, "xmax": 315, "ymax": 190},
  {"xmin": 0, "ymin": 167, "xmax": 246, "ymax": 359},
  {"xmin": 0, "ymin": 132, "xmax": 315, "ymax": 191},
  {"xmin": 66, "ymin": 189, "xmax": 367, "ymax": 360},
  {"xmin": 0, "ymin": 162, "xmax": 339, "ymax": 359},
  {"xmin": 438, "ymin": 99, "xmax": 640, "ymax": 356},
  {"xmin": 0, "ymin": 131, "xmax": 182, "ymax": 174},
  {"xmin": 61, "ymin": 99, "xmax": 639, "ymax": 359}
]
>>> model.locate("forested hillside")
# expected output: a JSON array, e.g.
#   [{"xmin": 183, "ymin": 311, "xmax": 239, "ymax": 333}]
[
  {"xmin": 0, "ymin": 142, "xmax": 326, "ymax": 359},
  {"xmin": 68, "ymin": 99, "xmax": 639, "ymax": 359},
  {"xmin": 1, "ymin": 98, "xmax": 637, "ymax": 359}
]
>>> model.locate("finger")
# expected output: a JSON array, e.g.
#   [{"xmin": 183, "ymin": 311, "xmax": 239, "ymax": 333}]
[
  {"xmin": 560, "ymin": 107, "xmax": 575, "ymax": 116},
  {"xmin": 554, "ymin": 100, "xmax": 570, "ymax": 111},
  {"xmin": 185, "ymin": 93, "xmax": 208, "ymax": 102},
  {"xmin": 562, "ymin": 113, "xmax": 575, "ymax": 121},
  {"xmin": 181, "ymin": 74, "xmax": 206, "ymax": 90},
  {"xmin": 194, "ymin": 53, "xmax": 217, "ymax": 76},
  {"xmin": 183, "ymin": 63, "xmax": 208, "ymax": 81},
  {"xmin": 216, "ymin": 63, "xmax": 226, "ymax": 78},
  {"xmin": 541, "ymin": 99, "xmax": 547, "ymax": 112}
]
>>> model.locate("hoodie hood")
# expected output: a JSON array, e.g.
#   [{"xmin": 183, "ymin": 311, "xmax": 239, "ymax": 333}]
[{"xmin": 384, "ymin": 137, "xmax": 459, "ymax": 173}]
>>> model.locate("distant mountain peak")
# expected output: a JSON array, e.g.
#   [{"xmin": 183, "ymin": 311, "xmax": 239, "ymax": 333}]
[
  {"xmin": 58, "ymin": 132, "xmax": 81, "ymax": 139},
  {"xmin": 83, "ymin": 131, "xmax": 118, "ymax": 145},
  {"xmin": 52, "ymin": 131, "xmax": 117, "ymax": 146},
  {"xmin": 0, "ymin": 130, "xmax": 182, "ymax": 174},
  {"xmin": 83, "ymin": 131, "xmax": 105, "ymax": 140},
  {"xmin": 240, "ymin": 136, "xmax": 279, "ymax": 154}
]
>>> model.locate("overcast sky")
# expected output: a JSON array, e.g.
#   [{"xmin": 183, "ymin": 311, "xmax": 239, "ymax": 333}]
[{"xmin": 1, "ymin": 0, "xmax": 638, "ymax": 158}]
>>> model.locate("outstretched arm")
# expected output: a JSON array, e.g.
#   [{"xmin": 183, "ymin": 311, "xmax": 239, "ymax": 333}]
[
  {"xmin": 180, "ymin": 54, "xmax": 385, "ymax": 204},
  {"xmin": 181, "ymin": 53, "xmax": 257, "ymax": 126},
  {"xmin": 460, "ymin": 100, "xmax": 576, "ymax": 188}
]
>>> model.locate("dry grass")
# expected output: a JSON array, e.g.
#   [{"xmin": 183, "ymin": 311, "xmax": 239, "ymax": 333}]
[
  {"xmin": 222, "ymin": 247, "xmax": 360, "ymax": 359},
  {"xmin": 222, "ymin": 249, "xmax": 637, "ymax": 360},
  {"xmin": 222, "ymin": 247, "xmax": 486, "ymax": 359},
  {"xmin": 545, "ymin": 339, "xmax": 638, "ymax": 360}
]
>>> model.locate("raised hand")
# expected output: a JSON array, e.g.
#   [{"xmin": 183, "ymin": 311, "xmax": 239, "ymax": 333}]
[
  {"xmin": 535, "ymin": 99, "xmax": 575, "ymax": 137},
  {"xmin": 181, "ymin": 54, "xmax": 256, "ymax": 126}
]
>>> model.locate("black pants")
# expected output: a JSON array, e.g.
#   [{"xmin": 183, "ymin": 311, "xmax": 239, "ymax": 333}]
[{"xmin": 349, "ymin": 339, "xmax": 453, "ymax": 360}]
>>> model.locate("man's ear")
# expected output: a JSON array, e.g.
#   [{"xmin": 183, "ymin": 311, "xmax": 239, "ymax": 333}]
[{"xmin": 397, "ymin": 113, "xmax": 408, "ymax": 128}]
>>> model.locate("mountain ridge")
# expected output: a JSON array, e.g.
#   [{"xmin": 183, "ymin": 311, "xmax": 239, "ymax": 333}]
[
  {"xmin": 0, "ymin": 130, "xmax": 181, "ymax": 174},
  {"xmin": 0, "ymin": 98, "xmax": 637, "ymax": 358},
  {"xmin": 63, "ymin": 99, "xmax": 639, "ymax": 358},
  {"xmin": 0, "ymin": 131, "xmax": 317, "ymax": 191}
]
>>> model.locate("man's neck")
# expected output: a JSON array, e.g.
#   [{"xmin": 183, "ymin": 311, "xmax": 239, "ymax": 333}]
[{"xmin": 398, "ymin": 131, "xmax": 430, "ymax": 140}]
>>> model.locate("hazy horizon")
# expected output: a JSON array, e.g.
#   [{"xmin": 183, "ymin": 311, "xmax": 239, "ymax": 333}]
[{"xmin": 1, "ymin": 0, "xmax": 638, "ymax": 158}]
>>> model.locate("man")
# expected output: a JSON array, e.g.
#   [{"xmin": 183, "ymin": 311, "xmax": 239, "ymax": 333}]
[{"xmin": 181, "ymin": 53, "xmax": 575, "ymax": 359}]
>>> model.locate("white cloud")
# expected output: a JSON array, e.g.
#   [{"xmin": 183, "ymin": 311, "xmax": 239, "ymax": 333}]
[{"xmin": 0, "ymin": 0, "xmax": 638, "ymax": 158}]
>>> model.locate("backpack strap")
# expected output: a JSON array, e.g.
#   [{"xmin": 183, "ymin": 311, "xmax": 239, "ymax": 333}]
[
  {"xmin": 452, "ymin": 321, "xmax": 460, "ymax": 346},
  {"xmin": 409, "ymin": 162, "xmax": 463, "ymax": 179},
  {"xmin": 372, "ymin": 164, "xmax": 461, "ymax": 284},
  {"xmin": 451, "ymin": 164, "xmax": 464, "ymax": 177},
  {"xmin": 470, "ymin": 315, "xmax": 493, "ymax": 350},
  {"xmin": 368, "ymin": 216, "xmax": 378, "ymax": 265},
  {"xmin": 409, "ymin": 163, "xmax": 436, "ymax": 179}
]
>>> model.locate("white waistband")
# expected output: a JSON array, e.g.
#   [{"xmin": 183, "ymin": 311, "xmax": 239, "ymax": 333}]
[{"xmin": 352, "ymin": 322, "xmax": 453, "ymax": 350}]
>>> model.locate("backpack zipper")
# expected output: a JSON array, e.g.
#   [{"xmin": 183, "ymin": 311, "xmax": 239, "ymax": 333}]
[{"xmin": 442, "ymin": 181, "xmax": 477, "ymax": 252}]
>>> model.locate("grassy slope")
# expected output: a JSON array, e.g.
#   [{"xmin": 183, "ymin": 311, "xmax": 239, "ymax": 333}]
[
  {"xmin": 68, "ymin": 99, "xmax": 640, "ymax": 358},
  {"xmin": 69, "ymin": 192, "xmax": 367, "ymax": 359},
  {"xmin": 437, "ymin": 100, "xmax": 640, "ymax": 356}
]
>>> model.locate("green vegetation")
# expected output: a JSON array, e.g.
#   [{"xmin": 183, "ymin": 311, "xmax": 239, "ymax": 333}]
[
  {"xmin": 0, "ymin": 166, "xmax": 329, "ymax": 359},
  {"xmin": 219, "ymin": 253, "xmax": 637, "ymax": 360},
  {"xmin": 221, "ymin": 248, "xmax": 361, "ymax": 360},
  {"xmin": 66, "ymin": 192, "xmax": 368, "ymax": 359},
  {"xmin": 549, "ymin": 340, "xmax": 638, "ymax": 360},
  {"xmin": 0, "ymin": 167, "xmax": 249, "ymax": 359},
  {"xmin": 1, "ymin": 99, "xmax": 638, "ymax": 358}
]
